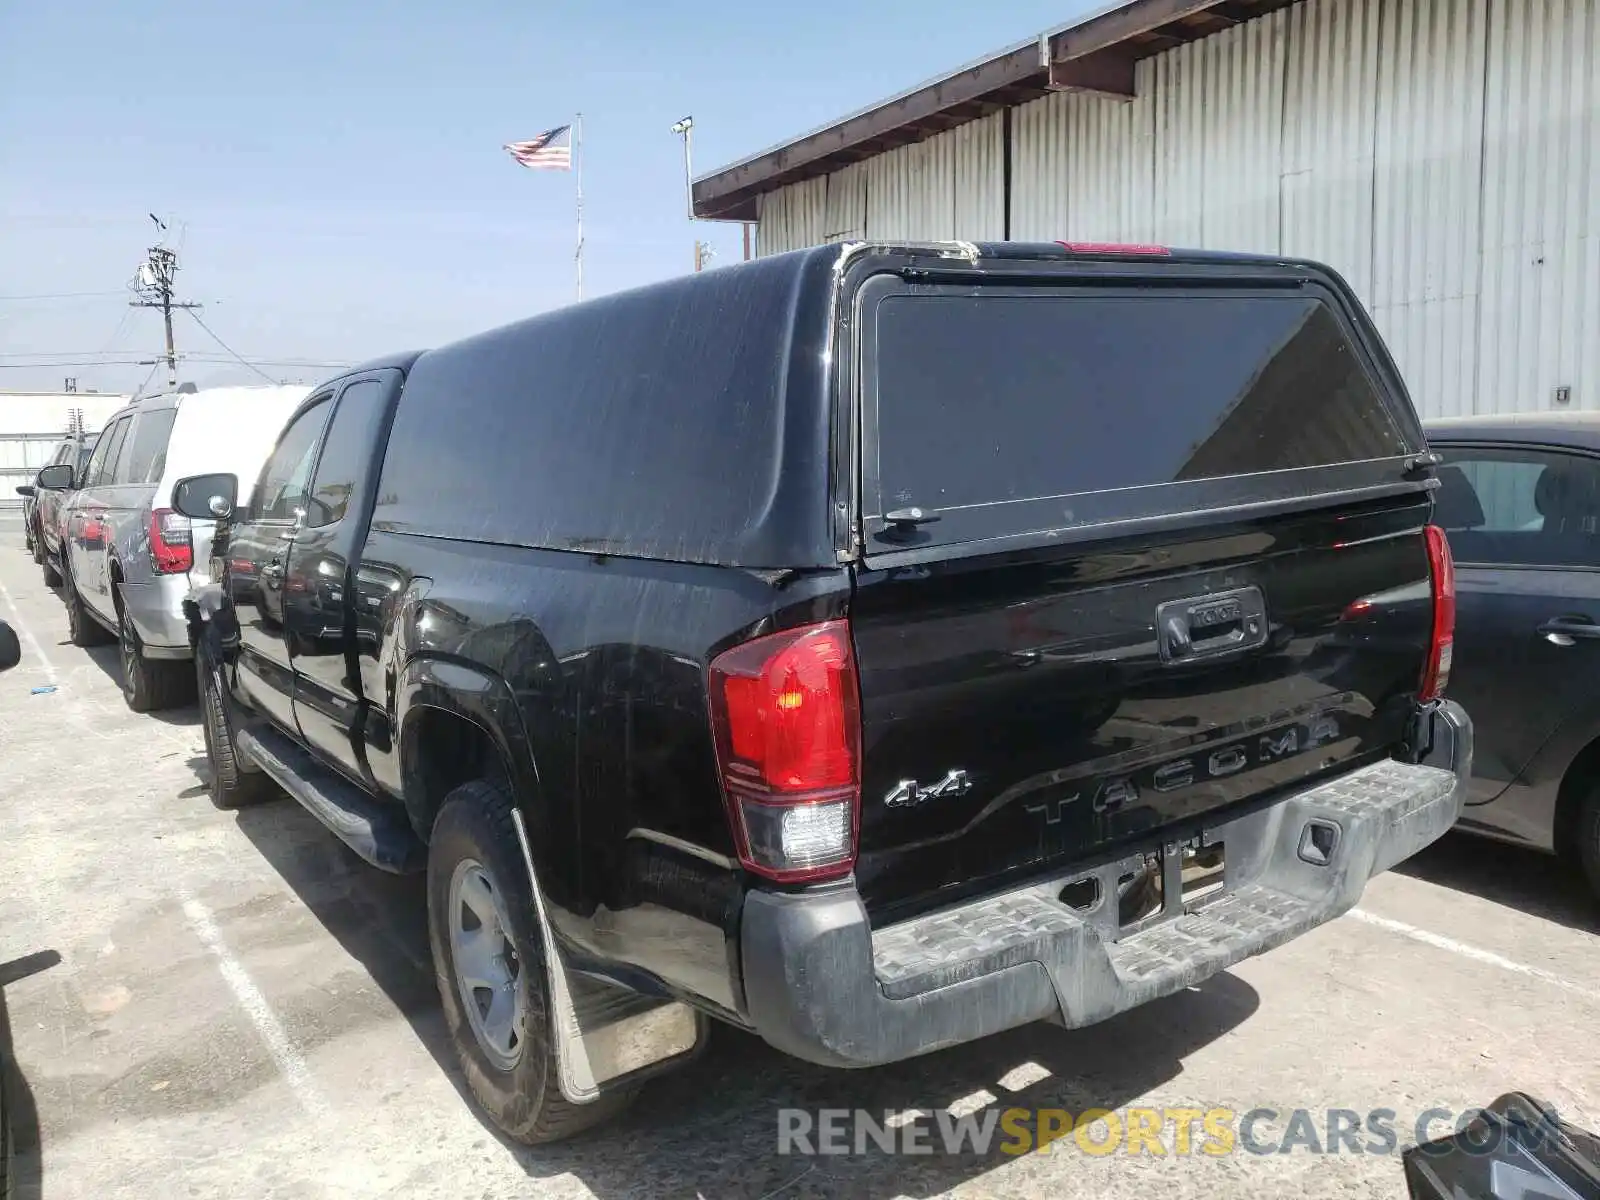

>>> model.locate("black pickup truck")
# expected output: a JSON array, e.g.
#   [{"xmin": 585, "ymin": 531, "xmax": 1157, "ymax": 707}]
[{"xmin": 175, "ymin": 240, "xmax": 1471, "ymax": 1143}]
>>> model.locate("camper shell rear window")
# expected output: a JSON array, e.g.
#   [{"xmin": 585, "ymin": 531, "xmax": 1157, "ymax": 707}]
[{"xmin": 860, "ymin": 275, "xmax": 1421, "ymax": 555}]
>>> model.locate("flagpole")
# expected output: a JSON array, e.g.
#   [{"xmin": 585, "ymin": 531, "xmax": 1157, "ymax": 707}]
[{"xmin": 574, "ymin": 112, "xmax": 584, "ymax": 302}]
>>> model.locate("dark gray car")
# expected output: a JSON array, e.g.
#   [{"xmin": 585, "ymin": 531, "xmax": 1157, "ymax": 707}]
[
  {"xmin": 16, "ymin": 432, "xmax": 96, "ymax": 575},
  {"xmin": 1427, "ymin": 412, "xmax": 1600, "ymax": 894}
]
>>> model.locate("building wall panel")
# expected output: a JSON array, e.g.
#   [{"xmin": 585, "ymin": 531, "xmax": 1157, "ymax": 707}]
[
  {"xmin": 1369, "ymin": 0, "xmax": 1489, "ymax": 418},
  {"xmin": 1281, "ymin": 0, "xmax": 1382, "ymax": 302},
  {"xmin": 823, "ymin": 161, "xmax": 868, "ymax": 242},
  {"xmin": 1153, "ymin": 12, "xmax": 1288, "ymax": 250},
  {"xmin": 1011, "ymin": 63, "xmax": 1157, "ymax": 241},
  {"xmin": 756, "ymin": 176, "xmax": 827, "ymax": 256},
  {"xmin": 1477, "ymin": 0, "xmax": 1600, "ymax": 413}
]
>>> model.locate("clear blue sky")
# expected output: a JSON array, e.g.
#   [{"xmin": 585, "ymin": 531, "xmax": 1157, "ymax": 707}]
[{"xmin": 1, "ymin": 0, "xmax": 1089, "ymax": 395}]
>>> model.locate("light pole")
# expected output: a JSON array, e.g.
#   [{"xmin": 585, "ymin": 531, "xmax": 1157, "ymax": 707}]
[{"xmin": 670, "ymin": 116, "xmax": 694, "ymax": 222}]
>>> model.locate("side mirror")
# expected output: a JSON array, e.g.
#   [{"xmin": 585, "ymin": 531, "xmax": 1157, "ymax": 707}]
[
  {"xmin": 14, "ymin": 485, "xmax": 35, "ymax": 498},
  {"xmin": 172, "ymin": 472, "xmax": 239, "ymax": 520},
  {"xmin": 36, "ymin": 463, "xmax": 74, "ymax": 491},
  {"xmin": 0, "ymin": 620, "xmax": 20, "ymax": 672}
]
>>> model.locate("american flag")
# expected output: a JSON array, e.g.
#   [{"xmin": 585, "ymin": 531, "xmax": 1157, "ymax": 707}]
[{"xmin": 504, "ymin": 126, "xmax": 572, "ymax": 170}]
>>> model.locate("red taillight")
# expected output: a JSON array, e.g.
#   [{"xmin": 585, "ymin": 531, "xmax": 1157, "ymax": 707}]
[
  {"xmin": 707, "ymin": 619, "xmax": 861, "ymax": 883},
  {"xmin": 1056, "ymin": 241, "xmax": 1172, "ymax": 256},
  {"xmin": 1419, "ymin": 524, "xmax": 1455, "ymax": 701},
  {"xmin": 148, "ymin": 508, "xmax": 193, "ymax": 574}
]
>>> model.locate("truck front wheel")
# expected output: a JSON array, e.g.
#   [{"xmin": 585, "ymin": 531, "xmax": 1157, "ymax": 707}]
[
  {"xmin": 197, "ymin": 653, "xmax": 276, "ymax": 809},
  {"xmin": 426, "ymin": 780, "xmax": 635, "ymax": 1143}
]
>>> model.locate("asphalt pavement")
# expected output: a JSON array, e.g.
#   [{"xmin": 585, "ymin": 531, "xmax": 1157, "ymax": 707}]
[{"xmin": 1, "ymin": 537, "xmax": 1598, "ymax": 1199}]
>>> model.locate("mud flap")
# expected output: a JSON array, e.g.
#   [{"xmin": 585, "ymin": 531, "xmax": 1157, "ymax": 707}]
[{"xmin": 509, "ymin": 810, "xmax": 703, "ymax": 1104}]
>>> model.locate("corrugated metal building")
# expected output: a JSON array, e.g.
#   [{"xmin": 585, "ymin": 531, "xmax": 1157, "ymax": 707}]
[
  {"xmin": 693, "ymin": 0, "xmax": 1598, "ymax": 419},
  {"xmin": 1, "ymin": 391, "xmax": 126, "ymax": 515}
]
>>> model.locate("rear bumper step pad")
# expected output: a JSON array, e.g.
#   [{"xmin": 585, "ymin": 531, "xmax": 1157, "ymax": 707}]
[{"xmin": 739, "ymin": 700, "xmax": 1469, "ymax": 1068}]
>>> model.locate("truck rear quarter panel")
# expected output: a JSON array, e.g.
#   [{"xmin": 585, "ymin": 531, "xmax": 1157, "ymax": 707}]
[{"xmin": 360, "ymin": 527, "xmax": 849, "ymax": 1015}]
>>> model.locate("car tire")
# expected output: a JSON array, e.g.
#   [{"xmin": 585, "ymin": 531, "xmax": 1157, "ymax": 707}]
[
  {"xmin": 29, "ymin": 526, "xmax": 42, "ymax": 562},
  {"xmin": 197, "ymin": 654, "xmax": 275, "ymax": 809},
  {"xmin": 116, "ymin": 598, "xmax": 193, "ymax": 712},
  {"xmin": 41, "ymin": 549, "xmax": 61, "ymax": 588},
  {"xmin": 62, "ymin": 564, "xmax": 113, "ymax": 648},
  {"xmin": 427, "ymin": 779, "xmax": 636, "ymax": 1144},
  {"xmin": 1576, "ymin": 786, "xmax": 1600, "ymax": 901}
]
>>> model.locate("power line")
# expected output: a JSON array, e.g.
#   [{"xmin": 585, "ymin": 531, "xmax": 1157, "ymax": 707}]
[
  {"xmin": 0, "ymin": 350, "xmax": 149, "ymax": 359},
  {"xmin": 0, "ymin": 355, "xmax": 357, "ymax": 370},
  {"xmin": 0, "ymin": 349, "xmax": 355, "ymax": 365},
  {"xmin": 0, "ymin": 290, "xmax": 129, "ymax": 302},
  {"xmin": 184, "ymin": 308, "xmax": 280, "ymax": 384}
]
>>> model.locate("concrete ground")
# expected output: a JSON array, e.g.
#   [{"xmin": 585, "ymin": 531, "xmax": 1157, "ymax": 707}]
[{"xmin": 1, "ymin": 537, "xmax": 1598, "ymax": 1200}]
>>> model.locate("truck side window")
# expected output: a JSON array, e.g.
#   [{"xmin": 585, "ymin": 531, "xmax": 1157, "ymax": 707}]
[
  {"xmin": 303, "ymin": 380, "xmax": 386, "ymax": 529},
  {"xmin": 252, "ymin": 399, "xmax": 330, "ymax": 523}
]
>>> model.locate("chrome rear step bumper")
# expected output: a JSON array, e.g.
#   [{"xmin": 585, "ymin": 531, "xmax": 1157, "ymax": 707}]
[{"xmin": 739, "ymin": 700, "xmax": 1469, "ymax": 1069}]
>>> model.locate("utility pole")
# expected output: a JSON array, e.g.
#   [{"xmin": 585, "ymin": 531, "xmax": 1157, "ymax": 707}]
[{"xmin": 129, "ymin": 228, "xmax": 199, "ymax": 389}]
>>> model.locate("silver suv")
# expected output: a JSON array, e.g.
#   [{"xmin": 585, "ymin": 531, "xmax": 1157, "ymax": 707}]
[{"xmin": 38, "ymin": 384, "xmax": 307, "ymax": 709}]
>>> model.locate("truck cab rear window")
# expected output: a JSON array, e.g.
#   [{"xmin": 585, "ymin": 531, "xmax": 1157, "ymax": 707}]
[{"xmin": 866, "ymin": 288, "xmax": 1413, "ymax": 549}]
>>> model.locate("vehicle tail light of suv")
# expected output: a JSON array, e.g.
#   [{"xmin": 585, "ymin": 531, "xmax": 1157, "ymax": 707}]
[
  {"xmin": 148, "ymin": 508, "xmax": 194, "ymax": 575},
  {"xmin": 708, "ymin": 620, "xmax": 862, "ymax": 883},
  {"xmin": 1419, "ymin": 524, "xmax": 1455, "ymax": 701}
]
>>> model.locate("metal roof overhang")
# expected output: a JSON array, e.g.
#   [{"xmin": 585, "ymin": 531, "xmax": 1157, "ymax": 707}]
[{"xmin": 693, "ymin": 0, "xmax": 1297, "ymax": 221}]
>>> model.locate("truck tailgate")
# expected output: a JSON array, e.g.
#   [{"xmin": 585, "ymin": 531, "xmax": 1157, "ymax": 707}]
[{"xmin": 849, "ymin": 502, "xmax": 1435, "ymax": 920}]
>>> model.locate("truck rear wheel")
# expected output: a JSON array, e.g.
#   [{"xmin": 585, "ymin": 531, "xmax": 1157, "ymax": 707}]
[{"xmin": 426, "ymin": 779, "xmax": 635, "ymax": 1143}]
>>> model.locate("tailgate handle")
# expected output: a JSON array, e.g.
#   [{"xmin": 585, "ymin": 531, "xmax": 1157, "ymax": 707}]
[{"xmin": 1157, "ymin": 587, "xmax": 1268, "ymax": 663}]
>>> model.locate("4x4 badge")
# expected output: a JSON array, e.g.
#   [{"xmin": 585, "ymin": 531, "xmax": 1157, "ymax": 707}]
[{"xmin": 885, "ymin": 769, "xmax": 971, "ymax": 809}]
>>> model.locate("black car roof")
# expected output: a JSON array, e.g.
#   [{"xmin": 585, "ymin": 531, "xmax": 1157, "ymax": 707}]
[{"xmin": 1425, "ymin": 412, "xmax": 1600, "ymax": 451}]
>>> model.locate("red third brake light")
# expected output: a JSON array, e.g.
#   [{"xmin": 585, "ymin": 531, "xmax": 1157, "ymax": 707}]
[
  {"xmin": 707, "ymin": 620, "xmax": 861, "ymax": 883},
  {"xmin": 148, "ymin": 508, "xmax": 193, "ymax": 575},
  {"xmin": 1057, "ymin": 241, "xmax": 1172, "ymax": 257},
  {"xmin": 1419, "ymin": 525, "xmax": 1455, "ymax": 701}
]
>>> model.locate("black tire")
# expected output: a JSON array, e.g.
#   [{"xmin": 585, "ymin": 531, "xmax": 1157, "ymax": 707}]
[
  {"xmin": 197, "ymin": 654, "xmax": 275, "ymax": 809},
  {"xmin": 116, "ymin": 597, "xmax": 193, "ymax": 712},
  {"xmin": 1576, "ymin": 787, "xmax": 1600, "ymax": 902},
  {"xmin": 41, "ymin": 549, "xmax": 60, "ymax": 589},
  {"xmin": 62, "ymin": 564, "xmax": 113, "ymax": 648},
  {"xmin": 427, "ymin": 780, "xmax": 635, "ymax": 1144},
  {"xmin": 28, "ymin": 524, "xmax": 41, "ymax": 561}
]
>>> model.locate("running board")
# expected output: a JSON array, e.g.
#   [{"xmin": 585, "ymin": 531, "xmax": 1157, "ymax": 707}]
[
  {"xmin": 235, "ymin": 725, "xmax": 425, "ymax": 874},
  {"xmin": 511, "ymin": 810, "xmax": 704, "ymax": 1105}
]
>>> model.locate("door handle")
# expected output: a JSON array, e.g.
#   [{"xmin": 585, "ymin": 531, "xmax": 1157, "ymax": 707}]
[{"xmin": 1537, "ymin": 616, "xmax": 1600, "ymax": 647}]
